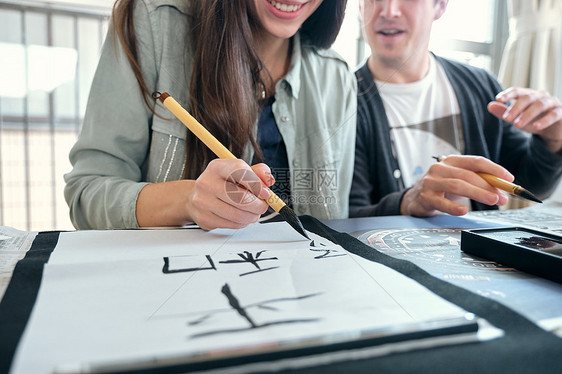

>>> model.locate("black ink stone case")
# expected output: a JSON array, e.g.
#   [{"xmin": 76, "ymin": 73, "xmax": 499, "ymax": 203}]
[{"xmin": 461, "ymin": 227, "xmax": 562, "ymax": 284}]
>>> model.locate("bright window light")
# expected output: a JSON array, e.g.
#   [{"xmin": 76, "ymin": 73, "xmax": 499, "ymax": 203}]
[{"xmin": 0, "ymin": 42, "xmax": 77, "ymax": 98}]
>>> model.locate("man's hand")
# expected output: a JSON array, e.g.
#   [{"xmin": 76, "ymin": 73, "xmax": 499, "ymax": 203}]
[
  {"xmin": 488, "ymin": 87, "xmax": 562, "ymax": 153},
  {"xmin": 400, "ymin": 155, "xmax": 513, "ymax": 217}
]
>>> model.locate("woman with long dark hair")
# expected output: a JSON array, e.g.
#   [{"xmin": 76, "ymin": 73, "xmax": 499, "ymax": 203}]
[{"xmin": 65, "ymin": 0, "xmax": 356, "ymax": 230}]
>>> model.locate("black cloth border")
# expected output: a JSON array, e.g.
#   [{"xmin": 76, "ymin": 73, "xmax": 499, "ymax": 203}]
[{"xmin": 0, "ymin": 231, "xmax": 60, "ymax": 374}]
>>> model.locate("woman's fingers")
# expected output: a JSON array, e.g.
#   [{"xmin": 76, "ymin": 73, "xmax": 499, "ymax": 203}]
[{"xmin": 189, "ymin": 159, "xmax": 271, "ymax": 229}]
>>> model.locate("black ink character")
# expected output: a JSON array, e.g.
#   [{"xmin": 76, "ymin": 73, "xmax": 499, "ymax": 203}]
[
  {"xmin": 188, "ymin": 283, "xmax": 321, "ymax": 338},
  {"xmin": 219, "ymin": 250, "xmax": 279, "ymax": 276},
  {"xmin": 309, "ymin": 241, "xmax": 345, "ymax": 259},
  {"xmin": 162, "ymin": 255, "xmax": 216, "ymax": 274}
]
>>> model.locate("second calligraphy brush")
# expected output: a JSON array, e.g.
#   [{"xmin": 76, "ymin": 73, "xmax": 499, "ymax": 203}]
[
  {"xmin": 153, "ymin": 91, "xmax": 310, "ymax": 240},
  {"xmin": 432, "ymin": 156, "xmax": 542, "ymax": 203}
]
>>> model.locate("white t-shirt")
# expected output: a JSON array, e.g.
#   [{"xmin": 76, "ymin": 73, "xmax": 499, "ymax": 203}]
[{"xmin": 376, "ymin": 54, "xmax": 464, "ymax": 185}]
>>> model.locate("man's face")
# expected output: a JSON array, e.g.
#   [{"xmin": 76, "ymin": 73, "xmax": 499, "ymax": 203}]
[{"xmin": 360, "ymin": 0, "xmax": 446, "ymax": 67}]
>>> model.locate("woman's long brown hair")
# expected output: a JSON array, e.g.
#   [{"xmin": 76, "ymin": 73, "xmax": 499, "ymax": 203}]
[{"xmin": 112, "ymin": 0, "xmax": 347, "ymax": 178}]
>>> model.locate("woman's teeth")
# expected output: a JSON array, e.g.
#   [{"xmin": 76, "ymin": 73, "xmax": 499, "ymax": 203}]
[{"xmin": 269, "ymin": 0, "xmax": 303, "ymax": 12}]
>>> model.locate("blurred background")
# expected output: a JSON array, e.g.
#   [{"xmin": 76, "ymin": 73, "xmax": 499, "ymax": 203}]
[{"xmin": 0, "ymin": 0, "xmax": 561, "ymax": 231}]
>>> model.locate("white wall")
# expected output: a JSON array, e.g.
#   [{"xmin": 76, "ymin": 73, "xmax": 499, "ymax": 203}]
[{"xmin": 546, "ymin": 5, "xmax": 562, "ymax": 203}]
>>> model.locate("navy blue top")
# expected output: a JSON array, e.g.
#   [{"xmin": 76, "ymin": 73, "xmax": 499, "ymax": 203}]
[{"xmin": 255, "ymin": 97, "xmax": 291, "ymax": 205}]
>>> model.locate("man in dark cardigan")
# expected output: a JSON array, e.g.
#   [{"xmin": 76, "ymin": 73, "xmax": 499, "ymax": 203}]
[{"xmin": 350, "ymin": 0, "xmax": 562, "ymax": 218}]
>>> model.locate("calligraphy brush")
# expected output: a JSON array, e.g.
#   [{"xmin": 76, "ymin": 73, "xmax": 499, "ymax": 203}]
[
  {"xmin": 432, "ymin": 156, "xmax": 542, "ymax": 203},
  {"xmin": 153, "ymin": 91, "xmax": 310, "ymax": 240}
]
